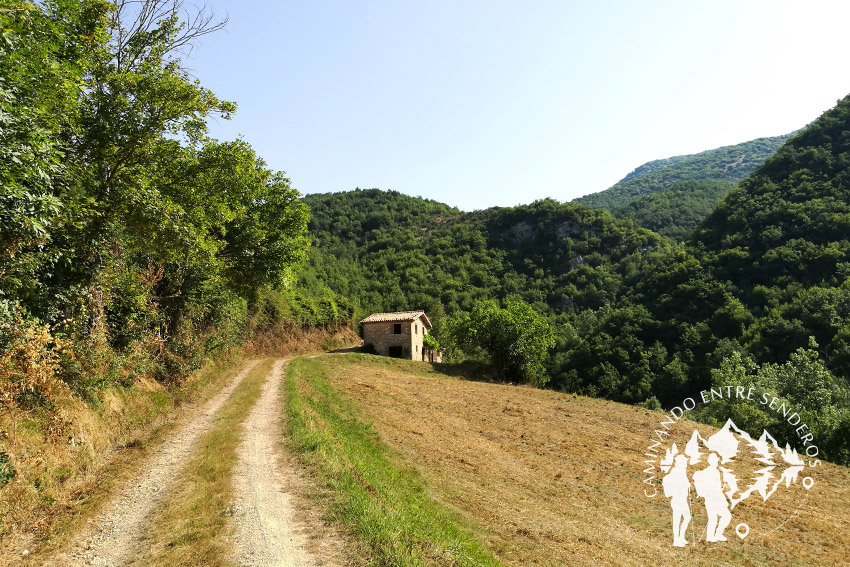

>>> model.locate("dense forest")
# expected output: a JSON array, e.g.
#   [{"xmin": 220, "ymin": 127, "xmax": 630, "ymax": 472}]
[
  {"xmin": 300, "ymin": 190, "xmax": 666, "ymax": 325},
  {"xmin": 574, "ymin": 133, "xmax": 792, "ymax": 210},
  {"xmin": 612, "ymin": 179, "xmax": 735, "ymax": 241},
  {"xmin": 302, "ymin": 98, "xmax": 850, "ymax": 464}
]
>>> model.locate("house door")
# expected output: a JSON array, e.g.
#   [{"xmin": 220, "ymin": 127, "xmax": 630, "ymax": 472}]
[{"xmin": 388, "ymin": 346, "xmax": 403, "ymax": 358}]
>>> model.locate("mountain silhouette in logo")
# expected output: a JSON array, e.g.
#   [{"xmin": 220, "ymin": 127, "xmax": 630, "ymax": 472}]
[
  {"xmin": 660, "ymin": 419, "xmax": 809, "ymax": 547},
  {"xmin": 660, "ymin": 419, "xmax": 805, "ymax": 509}
]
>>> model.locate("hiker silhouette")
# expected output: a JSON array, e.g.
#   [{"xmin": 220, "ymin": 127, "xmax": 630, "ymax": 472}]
[
  {"xmin": 662, "ymin": 453, "xmax": 691, "ymax": 547},
  {"xmin": 658, "ymin": 422, "xmax": 810, "ymax": 547},
  {"xmin": 693, "ymin": 452, "xmax": 732, "ymax": 542}
]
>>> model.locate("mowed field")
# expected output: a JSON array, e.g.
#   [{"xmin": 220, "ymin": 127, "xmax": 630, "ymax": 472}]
[{"xmin": 314, "ymin": 354, "xmax": 850, "ymax": 567}]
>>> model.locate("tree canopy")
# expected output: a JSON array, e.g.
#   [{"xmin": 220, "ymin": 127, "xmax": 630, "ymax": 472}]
[
  {"xmin": 446, "ymin": 299, "xmax": 555, "ymax": 386},
  {"xmin": 1, "ymin": 0, "xmax": 324, "ymax": 395}
]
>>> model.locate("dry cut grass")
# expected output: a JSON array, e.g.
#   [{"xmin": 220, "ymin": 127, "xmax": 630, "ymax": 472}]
[{"xmin": 316, "ymin": 354, "xmax": 850, "ymax": 567}]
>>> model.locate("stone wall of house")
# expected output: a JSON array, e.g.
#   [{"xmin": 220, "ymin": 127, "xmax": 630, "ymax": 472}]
[
  {"xmin": 362, "ymin": 321, "xmax": 410, "ymax": 358},
  {"xmin": 362, "ymin": 317, "xmax": 427, "ymax": 360},
  {"xmin": 412, "ymin": 319, "xmax": 425, "ymax": 360}
]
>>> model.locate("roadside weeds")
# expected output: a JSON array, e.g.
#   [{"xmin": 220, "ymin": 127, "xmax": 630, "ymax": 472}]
[{"xmin": 284, "ymin": 356, "xmax": 502, "ymax": 567}]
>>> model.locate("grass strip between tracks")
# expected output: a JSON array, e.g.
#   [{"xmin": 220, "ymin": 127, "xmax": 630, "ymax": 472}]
[
  {"xmin": 133, "ymin": 358, "xmax": 275, "ymax": 567},
  {"xmin": 284, "ymin": 356, "xmax": 501, "ymax": 567}
]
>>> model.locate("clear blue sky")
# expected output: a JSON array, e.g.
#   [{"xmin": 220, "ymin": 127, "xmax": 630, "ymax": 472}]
[{"xmin": 187, "ymin": 1, "xmax": 850, "ymax": 211}]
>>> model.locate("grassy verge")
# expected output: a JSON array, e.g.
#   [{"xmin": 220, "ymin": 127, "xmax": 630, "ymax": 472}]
[
  {"xmin": 132, "ymin": 358, "xmax": 274, "ymax": 567},
  {"xmin": 0, "ymin": 325, "xmax": 358, "ymax": 563},
  {"xmin": 1, "ymin": 351, "xmax": 245, "ymax": 565},
  {"xmin": 284, "ymin": 356, "xmax": 501, "ymax": 567}
]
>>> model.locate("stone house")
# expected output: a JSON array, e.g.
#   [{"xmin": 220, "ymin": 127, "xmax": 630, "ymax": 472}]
[{"xmin": 360, "ymin": 310, "xmax": 442, "ymax": 362}]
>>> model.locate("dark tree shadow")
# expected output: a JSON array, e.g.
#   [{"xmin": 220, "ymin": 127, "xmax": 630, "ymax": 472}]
[{"xmin": 430, "ymin": 361, "xmax": 501, "ymax": 383}]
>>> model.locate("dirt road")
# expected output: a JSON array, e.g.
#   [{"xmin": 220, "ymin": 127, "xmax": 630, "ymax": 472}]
[
  {"xmin": 41, "ymin": 357, "xmax": 342, "ymax": 567},
  {"xmin": 231, "ymin": 358, "xmax": 322, "ymax": 566}
]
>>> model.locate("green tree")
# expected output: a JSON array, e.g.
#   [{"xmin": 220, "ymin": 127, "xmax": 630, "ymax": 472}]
[
  {"xmin": 448, "ymin": 299, "xmax": 555, "ymax": 386},
  {"xmin": 33, "ymin": 0, "xmax": 310, "ymax": 327},
  {"xmin": 697, "ymin": 343, "xmax": 850, "ymax": 465},
  {"xmin": 422, "ymin": 332, "xmax": 440, "ymax": 351},
  {"xmin": 1, "ymin": 0, "xmax": 312, "ymax": 385},
  {"xmin": 0, "ymin": 0, "xmax": 107, "ymax": 302}
]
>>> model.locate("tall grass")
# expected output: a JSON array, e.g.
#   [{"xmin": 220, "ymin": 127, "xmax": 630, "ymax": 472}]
[{"xmin": 284, "ymin": 356, "xmax": 501, "ymax": 567}]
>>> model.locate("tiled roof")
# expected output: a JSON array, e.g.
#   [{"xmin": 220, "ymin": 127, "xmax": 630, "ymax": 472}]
[{"xmin": 360, "ymin": 310, "xmax": 432, "ymax": 328}]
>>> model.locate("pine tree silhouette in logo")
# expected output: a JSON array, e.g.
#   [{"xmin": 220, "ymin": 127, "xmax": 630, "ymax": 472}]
[{"xmin": 659, "ymin": 419, "xmax": 807, "ymax": 547}]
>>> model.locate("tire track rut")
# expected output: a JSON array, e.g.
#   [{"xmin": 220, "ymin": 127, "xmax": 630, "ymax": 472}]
[
  {"xmin": 231, "ymin": 358, "xmax": 325, "ymax": 567},
  {"xmin": 46, "ymin": 360, "xmax": 261, "ymax": 567}
]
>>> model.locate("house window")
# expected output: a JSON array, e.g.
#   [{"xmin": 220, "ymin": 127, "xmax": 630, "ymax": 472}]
[
  {"xmin": 416, "ymin": 345, "xmax": 418, "ymax": 352},
  {"xmin": 415, "ymin": 324, "xmax": 418, "ymax": 334},
  {"xmin": 393, "ymin": 323, "xmax": 401, "ymax": 334}
]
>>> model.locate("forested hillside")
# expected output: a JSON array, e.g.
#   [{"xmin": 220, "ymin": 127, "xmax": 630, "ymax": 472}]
[
  {"xmin": 612, "ymin": 179, "xmax": 735, "ymax": 241},
  {"xmin": 300, "ymin": 190, "xmax": 666, "ymax": 329},
  {"xmin": 575, "ymin": 133, "xmax": 792, "ymax": 210},
  {"xmin": 561, "ymin": 99, "xmax": 850, "ymax": 464},
  {"xmin": 304, "ymin": 98, "xmax": 850, "ymax": 465}
]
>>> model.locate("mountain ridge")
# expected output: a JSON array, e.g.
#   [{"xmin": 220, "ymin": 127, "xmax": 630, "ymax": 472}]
[{"xmin": 574, "ymin": 132, "xmax": 795, "ymax": 211}]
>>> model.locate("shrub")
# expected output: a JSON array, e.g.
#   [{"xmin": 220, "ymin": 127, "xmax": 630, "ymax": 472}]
[
  {"xmin": 0, "ymin": 451, "xmax": 15, "ymax": 486},
  {"xmin": 0, "ymin": 307, "xmax": 71, "ymax": 444},
  {"xmin": 638, "ymin": 395, "xmax": 663, "ymax": 411}
]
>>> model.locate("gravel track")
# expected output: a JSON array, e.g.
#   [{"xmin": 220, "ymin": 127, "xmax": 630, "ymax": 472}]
[
  {"xmin": 231, "ymin": 358, "xmax": 324, "ymax": 567},
  {"xmin": 45, "ymin": 360, "xmax": 261, "ymax": 567}
]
